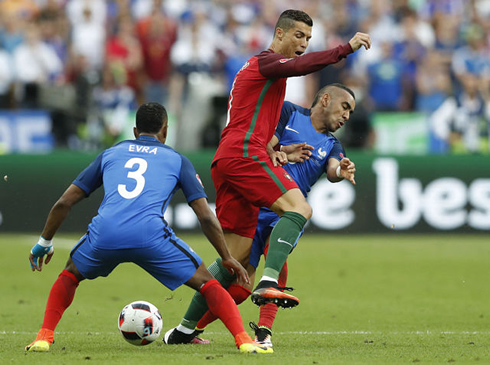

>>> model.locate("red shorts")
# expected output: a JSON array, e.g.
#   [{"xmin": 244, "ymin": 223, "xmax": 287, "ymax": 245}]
[{"xmin": 211, "ymin": 157, "xmax": 298, "ymax": 238}]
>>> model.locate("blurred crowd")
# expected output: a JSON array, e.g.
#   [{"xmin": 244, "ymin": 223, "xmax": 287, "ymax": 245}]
[{"xmin": 0, "ymin": 0, "xmax": 489, "ymax": 153}]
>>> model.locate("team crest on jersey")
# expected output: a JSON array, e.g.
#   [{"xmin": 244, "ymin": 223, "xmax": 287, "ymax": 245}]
[
  {"xmin": 340, "ymin": 152, "xmax": 344, "ymax": 159},
  {"xmin": 283, "ymin": 172, "xmax": 293, "ymax": 182},
  {"xmin": 195, "ymin": 174, "xmax": 204, "ymax": 187},
  {"xmin": 279, "ymin": 58, "xmax": 293, "ymax": 63},
  {"xmin": 318, "ymin": 148, "xmax": 327, "ymax": 159}
]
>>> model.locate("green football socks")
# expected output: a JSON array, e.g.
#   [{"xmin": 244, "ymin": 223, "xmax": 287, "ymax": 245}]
[
  {"xmin": 262, "ymin": 211, "xmax": 307, "ymax": 280},
  {"xmin": 180, "ymin": 258, "xmax": 236, "ymax": 330}
]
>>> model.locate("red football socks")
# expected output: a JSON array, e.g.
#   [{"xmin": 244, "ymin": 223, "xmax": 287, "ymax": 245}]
[
  {"xmin": 41, "ymin": 270, "xmax": 80, "ymax": 331},
  {"xmin": 197, "ymin": 284, "xmax": 251, "ymax": 330},
  {"xmin": 258, "ymin": 261, "xmax": 288, "ymax": 329},
  {"xmin": 199, "ymin": 279, "xmax": 249, "ymax": 345}
]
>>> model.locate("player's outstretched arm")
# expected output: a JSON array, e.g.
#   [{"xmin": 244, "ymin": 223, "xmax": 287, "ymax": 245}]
[
  {"xmin": 29, "ymin": 184, "xmax": 87, "ymax": 271},
  {"xmin": 190, "ymin": 198, "xmax": 250, "ymax": 284},
  {"xmin": 326, "ymin": 157, "xmax": 356, "ymax": 185}
]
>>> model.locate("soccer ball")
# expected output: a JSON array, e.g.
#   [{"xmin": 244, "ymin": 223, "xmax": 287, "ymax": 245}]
[{"xmin": 118, "ymin": 301, "xmax": 163, "ymax": 346}]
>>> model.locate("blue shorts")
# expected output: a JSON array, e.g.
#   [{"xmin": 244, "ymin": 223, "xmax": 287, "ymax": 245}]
[
  {"xmin": 70, "ymin": 232, "xmax": 203, "ymax": 291},
  {"xmin": 249, "ymin": 208, "xmax": 302, "ymax": 268}
]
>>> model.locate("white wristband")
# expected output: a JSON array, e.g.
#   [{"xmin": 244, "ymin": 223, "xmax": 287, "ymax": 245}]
[
  {"xmin": 38, "ymin": 236, "xmax": 52, "ymax": 247},
  {"xmin": 336, "ymin": 165, "xmax": 342, "ymax": 179}
]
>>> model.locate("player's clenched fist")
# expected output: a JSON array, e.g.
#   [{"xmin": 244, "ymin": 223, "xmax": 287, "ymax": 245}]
[{"xmin": 348, "ymin": 32, "xmax": 371, "ymax": 51}]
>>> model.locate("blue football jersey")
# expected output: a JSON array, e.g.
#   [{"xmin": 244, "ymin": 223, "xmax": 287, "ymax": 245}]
[
  {"xmin": 73, "ymin": 136, "xmax": 206, "ymax": 249},
  {"xmin": 275, "ymin": 101, "xmax": 345, "ymax": 196},
  {"xmin": 249, "ymin": 101, "xmax": 346, "ymax": 267}
]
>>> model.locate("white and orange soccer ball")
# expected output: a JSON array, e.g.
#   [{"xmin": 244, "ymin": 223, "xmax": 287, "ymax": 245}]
[{"xmin": 118, "ymin": 301, "xmax": 163, "ymax": 346}]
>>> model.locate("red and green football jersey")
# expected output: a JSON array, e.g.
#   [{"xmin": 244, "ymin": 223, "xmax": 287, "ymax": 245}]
[{"xmin": 213, "ymin": 44, "xmax": 353, "ymax": 162}]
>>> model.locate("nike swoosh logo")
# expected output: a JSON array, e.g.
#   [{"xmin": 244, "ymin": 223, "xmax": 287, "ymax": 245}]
[
  {"xmin": 277, "ymin": 238, "xmax": 293, "ymax": 247},
  {"xmin": 285, "ymin": 125, "xmax": 299, "ymax": 134}
]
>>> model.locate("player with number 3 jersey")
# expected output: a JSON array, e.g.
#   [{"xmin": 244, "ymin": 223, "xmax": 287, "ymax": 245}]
[{"xmin": 25, "ymin": 102, "xmax": 272, "ymax": 354}]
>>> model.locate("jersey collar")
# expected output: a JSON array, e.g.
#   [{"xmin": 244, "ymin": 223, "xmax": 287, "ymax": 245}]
[{"xmin": 137, "ymin": 135, "xmax": 159, "ymax": 142}]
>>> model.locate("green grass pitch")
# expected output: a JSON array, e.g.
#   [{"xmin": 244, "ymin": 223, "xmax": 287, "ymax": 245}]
[{"xmin": 1, "ymin": 233, "xmax": 489, "ymax": 364}]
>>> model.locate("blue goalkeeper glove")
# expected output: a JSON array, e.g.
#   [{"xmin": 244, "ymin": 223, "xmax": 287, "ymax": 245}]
[{"xmin": 30, "ymin": 236, "xmax": 54, "ymax": 271}]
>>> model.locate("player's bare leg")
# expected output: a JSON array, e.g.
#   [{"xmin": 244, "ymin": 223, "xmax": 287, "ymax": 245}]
[{"xmin": 223, "ymin": 232, "xmax": 254, "ymax": 267}]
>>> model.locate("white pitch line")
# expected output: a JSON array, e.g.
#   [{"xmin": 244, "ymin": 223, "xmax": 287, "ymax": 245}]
[
  {"xmin": 285, "ymin": 331, "xmax": 490, "ymax": 335},
  {"xmin": 2, "ymin": 330, "xmax": 490, "ymax": 336}
]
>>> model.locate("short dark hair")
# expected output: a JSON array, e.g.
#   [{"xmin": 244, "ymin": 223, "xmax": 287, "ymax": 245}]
[
  {"xmin": 311, "ymin": 83, "xmax": 356, "ymax": 108},
  {"xmin": 135, "ymin": 102, "xmax": 168, "ymax": 134},
  {"xmin": 275, "ymin": 9, "xmax": 313, "ymax": 33}
]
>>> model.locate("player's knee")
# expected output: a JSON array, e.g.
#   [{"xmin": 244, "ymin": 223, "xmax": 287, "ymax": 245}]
[
  {"xmin": 273, "ymin": 190, "xmax": 312, "ymax": 219},
  {"xmin": 187, "ymin": 263, "xmax": 214, "ymax": 291},
  {"xmin": 64, "ymin": 257, "xmax": 85, "ymax": 282},
  {"xmin": 303, "ymin": 202, "xmax": 313, "ymax": 220},
  {"xmin": 294, "ymin": 201, "xmax": 312, "ymax": 220}
]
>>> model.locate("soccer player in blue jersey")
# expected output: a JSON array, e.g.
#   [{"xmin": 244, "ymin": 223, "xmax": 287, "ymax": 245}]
[
  {"xmin": 25, "ymin": 102, "xmax": 272, "ymax": 354},
  {"xmin": 245, "ymin": 83, "xmax": 356, "ymax": 347},
  {"xmin": 165, "ymin": 83, "xmax": 357, "ymax": 346}
]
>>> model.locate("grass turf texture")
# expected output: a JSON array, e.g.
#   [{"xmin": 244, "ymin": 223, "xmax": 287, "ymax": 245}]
[{"xmin": 1, "ymin": 233, "xmax": 489, "ymax": 364}]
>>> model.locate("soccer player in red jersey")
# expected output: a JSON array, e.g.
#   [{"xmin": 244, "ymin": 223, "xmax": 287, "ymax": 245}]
[
  {"xmin": 214, "ymin": 9, "xmax": 370, "ymax": 305},
  {"xmin": 164, "ymin": 10, "xmax": 370, "ymax": 345}
]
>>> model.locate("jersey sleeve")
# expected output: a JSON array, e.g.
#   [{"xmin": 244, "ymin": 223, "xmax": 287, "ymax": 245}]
[
  {"xmin": 275, "ymin": 101, "xmax": 296, "ymax": 139},
  {"xmin": 72, "ymin": 151, "xmax": 104, "ymax": 196},
  {"xmin": 328, "ymin": 139, "xmax": 346, "ymax": 162},
  {"xmin": 258, "ymin": 44, "xmax": 353, "ymax": 79},
  {"xmin": 178, "ymin": 155, "xmax": 207, "ymax": 204}
]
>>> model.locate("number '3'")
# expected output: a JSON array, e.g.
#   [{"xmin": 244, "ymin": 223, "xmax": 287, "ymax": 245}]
[{"xmin": 118, "ymin": 158, "xmax": 148, "ymax": 199}]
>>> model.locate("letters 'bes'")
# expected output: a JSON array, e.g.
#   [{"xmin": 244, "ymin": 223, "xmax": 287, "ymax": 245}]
[{"xmin": 373, "ymin": 158, "xmax": 490, "ymax": 230}]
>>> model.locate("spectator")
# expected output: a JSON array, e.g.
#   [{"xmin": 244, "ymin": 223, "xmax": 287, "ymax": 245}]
[
  {"xmin": 432, "ymin": 13, "xmax": 463, "ymax": 65},
  {"xmin": 136, "ymin": 1, "xmax": 177, "ymax": 106},
  {"xmin": 0, "ymin": 14, "xmax": 25, "ymax": 54},
  {"xmin": 170, "ymin": 10, "xmax": 218, "ymax": 91},
  {"xmin": 92, "ymin": 64, "xmax": 136, "ymax": 147},
  {"xmin": 0, "ymin": 0, "xmax": 38, "ymax": 21},
  {"xmin": 66, "ymin": 0, "xmax": 106, "ymax": 27},
  {"xmin": 13, "ymin": 22, "xmax": 63, "ymax": 108},
  {"xmin": 106, "ymin": 16, "xmax": 143, "ymax": 101},
  {"xmin": 452, "ymin": 23, "xmax": 490, "ymax": 88},
  {"xmin": 429, "ymin": 74, "xmax": 490, "ymax": 153},
  {"xmin": 170, "ymin": 9, "xmax": 222, "ymax": 151},
  {"xmin": 0, "ymin": 44, "xmax": 13, "ymax": 109},
  {"xmin": 59, "ymin": 53, "xmax": 100, "ymax": 149},
  {"xmin": 394, "ymin": 9, "xmax": 430, "ymax": 109},
  {"xmin": 219, "ymin": 14, "xmax": 254, "ymax": 92},
  {"xmin": 37, "ymin": 2, "xmax": 70, "ymax": 67},
  {"xmin": 341, "ymin": 76, "xmax": 375, "ymax": 149},
  {"xmin": 361, "ymin": 0, "xmax": 398, "ymax": 44},
  {"xmin": 367, "ymin": 41, "xmax": 408, "ymax": 111},
  {"xmin": 415, "ymin": 50, "xmax": 452, "ymax": 114},
  {"xmin": 69, "ymin": 4, "xmax": 106, "ymax": 71}
]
